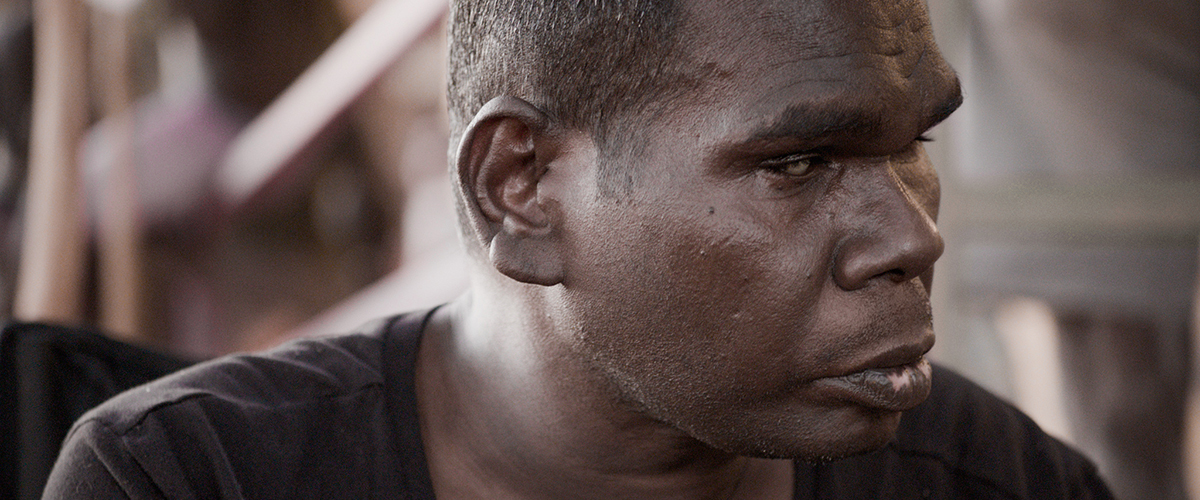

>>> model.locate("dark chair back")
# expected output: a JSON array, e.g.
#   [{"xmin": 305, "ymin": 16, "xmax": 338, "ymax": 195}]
[{"xmin": 0, "ymin": 323, "xmax": 194, "ymax": 500}]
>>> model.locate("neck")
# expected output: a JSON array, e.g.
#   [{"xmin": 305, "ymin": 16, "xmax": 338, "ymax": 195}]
[{"xmin": 415, "ymin": 293, "xmax": 793, "ymax": 500}]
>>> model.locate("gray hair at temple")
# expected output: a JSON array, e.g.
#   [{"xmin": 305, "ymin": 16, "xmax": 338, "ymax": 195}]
[{"xmin": 446, "ymin": 0, "xmax": 706, "ymax": 192}]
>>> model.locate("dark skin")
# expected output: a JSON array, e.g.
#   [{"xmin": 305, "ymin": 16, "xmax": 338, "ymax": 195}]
[{"xmin": 418, "ymin": 0, "xmax": 962, "ymax": 498}]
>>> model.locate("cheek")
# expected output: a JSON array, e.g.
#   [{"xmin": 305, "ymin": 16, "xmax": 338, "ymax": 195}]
[{"xmin": 563, "ymin": 203, "xmax": 830, "ymax": 389}]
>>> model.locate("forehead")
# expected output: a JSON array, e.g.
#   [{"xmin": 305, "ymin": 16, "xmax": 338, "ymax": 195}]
[
  {"xmin": 671, "ymin": 0, "xmax": 961, "ymax": 154},
  {"xmin": 684, "ymin": 0, "xmax": 932, "ymax": 50}
]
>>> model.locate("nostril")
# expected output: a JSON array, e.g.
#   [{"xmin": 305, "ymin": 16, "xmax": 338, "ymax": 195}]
[{"xmin": 883, "ymin": 268, "xmax": 910, "ymax": 282}]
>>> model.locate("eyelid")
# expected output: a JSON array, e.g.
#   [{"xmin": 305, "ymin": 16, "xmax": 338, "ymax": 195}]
[
  {"xmin": 760, "ymin": 151, "xmax": 828, "ymax": 177},
  {"xmin": 768, "ymin": 151, "xmax": 823, "ymax": 164}
]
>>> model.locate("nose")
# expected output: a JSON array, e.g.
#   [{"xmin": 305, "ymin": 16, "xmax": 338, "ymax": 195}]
[{"xmin": 833, "ymin": 164, "xmax": 944, "ymax": 291}]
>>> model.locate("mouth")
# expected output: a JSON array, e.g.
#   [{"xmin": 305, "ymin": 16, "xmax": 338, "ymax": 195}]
[
  {"xmin": 811, "ymin": 338, "xmax": 935, "ymax": 412},
  {"xmin": 813, "ymin": 358, "xmax": 933, "ymax": 412}
]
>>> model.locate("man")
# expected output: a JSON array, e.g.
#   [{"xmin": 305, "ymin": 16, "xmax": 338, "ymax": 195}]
[{"xmin": 44, "ymin": 0, "xmax": 1114, "ymax": 498}]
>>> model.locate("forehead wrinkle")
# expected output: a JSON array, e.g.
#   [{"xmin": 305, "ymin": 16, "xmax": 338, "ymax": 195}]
[
  {"xmin": 740, "ymin": 51, "xmax": 907, "ymax": 112},
  {"xmin": 749, "ymin": 32, "xmax": 939, "ymax": 96}
]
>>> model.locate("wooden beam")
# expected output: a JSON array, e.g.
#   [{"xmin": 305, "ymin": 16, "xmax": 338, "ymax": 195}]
[
  {"xmin": 14, "ymin": 0, "xmax": 89, "ymax": 325},
  {"xmin": 941, "ymin": 179, "xmax": 1200, "ymax": 242},
  {"xmin": 216, "ymin": 0, "xmax": 447, "ymax": 209}
]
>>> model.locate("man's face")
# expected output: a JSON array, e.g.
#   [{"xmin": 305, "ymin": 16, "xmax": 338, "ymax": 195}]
[{"xmin": 548, "ymin": 0, "xmax": 962, "ymax": 460}]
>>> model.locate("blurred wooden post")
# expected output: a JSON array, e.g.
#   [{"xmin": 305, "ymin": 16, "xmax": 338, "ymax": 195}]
[
  {"xmin": 92, "ymin": 6, "xmax": 143, "ymax": 340},
  {"xmin": 14, "ymin": 0, "xmax": 89, "ymax": 325}
]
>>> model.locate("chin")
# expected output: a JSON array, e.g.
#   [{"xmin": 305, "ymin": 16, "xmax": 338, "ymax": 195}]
[
  {"xmin": 715, "ymin": 408, "xmax": 905, "ymax": 462},
  {"xmin": 812, "ymin": 412, "xmax": 903, "ymax": 461}
]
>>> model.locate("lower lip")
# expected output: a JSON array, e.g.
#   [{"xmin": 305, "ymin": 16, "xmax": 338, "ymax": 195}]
[{"xmin": 814, "ymin": 358, "xmax": 933, "ymax": 412}]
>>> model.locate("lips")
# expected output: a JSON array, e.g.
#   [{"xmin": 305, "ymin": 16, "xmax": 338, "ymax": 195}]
[{"xmin": 813, "ymin": 357, "xmax": 933, "ymax": 412}]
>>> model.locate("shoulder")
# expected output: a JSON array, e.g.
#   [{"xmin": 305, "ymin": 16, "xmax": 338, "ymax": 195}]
[
  {"xmin": 79, "ymin": 316, "xmax": 397, "ymax": 435},
  {"xmin": 799, "ymin": 364, "xmax": 1115, "ymax": 499},
  {"xmin": 45, "ymin": 315, "xmax": 424, "ymax": 499}
]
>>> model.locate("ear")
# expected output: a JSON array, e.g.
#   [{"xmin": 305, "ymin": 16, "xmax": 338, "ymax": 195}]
[{"xmin": 456, "ymin": 96, "xmax": 564, "ymax": 286}]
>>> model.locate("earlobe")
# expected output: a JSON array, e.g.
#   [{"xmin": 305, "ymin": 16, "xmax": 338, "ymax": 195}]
[
  {"xmin": 489, "ymin": 225, "xmax": 565, "ymax": 286},
  {"xmin": 456, "ymin": 96, "xmax": 565, "ymax": 286}
]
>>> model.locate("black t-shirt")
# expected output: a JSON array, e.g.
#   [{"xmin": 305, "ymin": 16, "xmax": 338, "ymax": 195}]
[{"xmin": 43, "ymin": 309, "xmax": 1114, "ymax": 499}]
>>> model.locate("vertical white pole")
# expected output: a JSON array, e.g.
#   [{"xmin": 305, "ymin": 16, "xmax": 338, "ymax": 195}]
[{"xmin": 14, "ymin": 0, "xmax": 89, "ymax": 325}]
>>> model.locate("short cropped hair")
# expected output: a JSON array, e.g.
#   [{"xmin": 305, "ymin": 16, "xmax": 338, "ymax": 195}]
[{"xmin": 447, "ymin": 0, "xmax": 705, "ymax": 192}]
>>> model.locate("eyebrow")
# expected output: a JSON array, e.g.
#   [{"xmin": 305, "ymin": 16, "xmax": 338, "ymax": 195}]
[
  {"xmin": 747, "ymin": 105, "xmax": 875, "ymax": 145},
  {"xmin": 744, "ymin": 77, "xmax": 965, "ymax": 146}
]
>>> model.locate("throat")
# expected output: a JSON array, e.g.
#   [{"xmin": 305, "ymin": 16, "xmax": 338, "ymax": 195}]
[
  {"xmin": 415, "ymin": 304, "xmax": 795, "ymax": 500},
  {"xmin": 729, "ymin": 458, "xmax": 795, "ymax": 500}
]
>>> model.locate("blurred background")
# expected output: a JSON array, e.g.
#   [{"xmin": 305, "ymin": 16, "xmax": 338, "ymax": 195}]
[{"xmin": 0, "ymin": 0, "xmax": 1195, "ymax": 499}]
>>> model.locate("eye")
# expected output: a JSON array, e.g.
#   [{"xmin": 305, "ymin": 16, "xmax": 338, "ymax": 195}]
[{"xmin": 762, "ymin": 153, "xmax": 827, "ymax": 178}]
